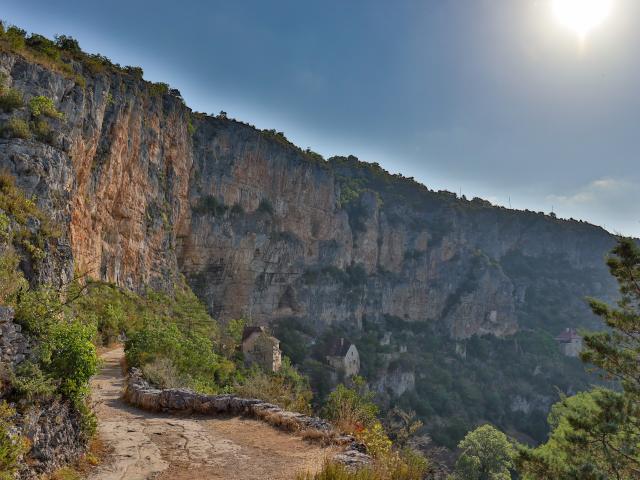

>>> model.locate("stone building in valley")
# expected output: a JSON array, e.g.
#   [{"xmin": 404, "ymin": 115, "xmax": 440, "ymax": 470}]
[
  {"xmin": 241, "ymin": 326, "xmax": 282, "ymax": 372},
  {"xmin": 555, "ymin": 328, "xmax": 582, "ymax": 357},
  {"xmin": 326, "ymin": 338, "xmax": 360, "ymax": 377}
]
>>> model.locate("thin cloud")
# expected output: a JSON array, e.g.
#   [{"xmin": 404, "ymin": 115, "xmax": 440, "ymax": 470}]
[
  {"xmin": 547, "ymin": 178, "xmax": 632, "ymax": 206},
  {"xmin": 546, "ymin": 177, "xmax": 639, "ymax": 236}
]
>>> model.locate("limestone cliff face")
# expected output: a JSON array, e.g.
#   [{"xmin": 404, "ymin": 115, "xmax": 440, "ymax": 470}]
[
  {"xmin": 0, "ymin": 50, "xmax": 618, "ymax": 342},
  {"xmin": 0, "ymin": 51, "xmax": 191, "ymax": 291}
]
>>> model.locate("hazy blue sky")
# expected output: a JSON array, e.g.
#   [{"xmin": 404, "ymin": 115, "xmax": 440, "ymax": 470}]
[{"xmin": 4, "ymin": 0, "xmax": 639, "ymax": 236}]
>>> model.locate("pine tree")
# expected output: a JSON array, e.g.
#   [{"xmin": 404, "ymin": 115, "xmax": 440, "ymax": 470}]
[{"xmin": 518, "ymin": 238, "xmax": 640, "ymax": 479}]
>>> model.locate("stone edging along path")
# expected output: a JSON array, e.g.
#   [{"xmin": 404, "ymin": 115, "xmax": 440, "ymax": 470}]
[{"xmin": 123, "ymin": 368, "xmax": 372, "ymax": 469}]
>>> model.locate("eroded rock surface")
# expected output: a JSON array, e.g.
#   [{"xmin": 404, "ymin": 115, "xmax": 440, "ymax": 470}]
[{"xmin": 0, "ymin": 51, "xmax": 618, "ymax": 342}]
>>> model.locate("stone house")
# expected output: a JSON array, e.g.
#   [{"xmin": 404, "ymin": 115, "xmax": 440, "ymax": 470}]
[
  {"xmin": 241, "ymin": 326, "xmax": 282, "ymax": 372},
  {"xmin": 555, "ymin": 328, "xmax": 582, "ymax": 357},
  {"xmin": 326, "ymin": 338, "xmax": 360, "ymax": 377}
]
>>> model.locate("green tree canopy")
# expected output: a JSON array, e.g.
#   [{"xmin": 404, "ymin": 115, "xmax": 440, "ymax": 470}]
[
  {"xmin": 518, "ymin": 238, "xmax": 640, "ymax": 479},
  {"xmin": 453, "ymin": 424, "xmax": 515, "ymax": 480}
]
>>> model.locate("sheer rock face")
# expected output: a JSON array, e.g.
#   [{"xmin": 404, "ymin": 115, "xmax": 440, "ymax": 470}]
[
  {"xmin": 0, "ymin": 52, "xmax": 191, "ymax": 291},
  {"xmin": 0, "ymin": 51, "xmax": 617, "ymax": 340}
]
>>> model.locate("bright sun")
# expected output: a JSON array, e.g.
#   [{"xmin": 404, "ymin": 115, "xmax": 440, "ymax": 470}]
[{"xmin": 552, "ymin": 0, "xmax": 613, "ymax": 39}]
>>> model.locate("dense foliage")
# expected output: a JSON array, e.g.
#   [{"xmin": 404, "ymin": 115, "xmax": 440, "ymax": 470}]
[
  {"xmin": 323, "ymin": 376, "xmax": 379, "ymax": 433},
  {"xmin": 0, "ymin": 20, "xmax": 184, "ymax": 100},
  {"xmin": 126, "ymin": 321, "xmax": 234, "ymax": 393},
  {"xmin": 278, "ymin": 313, "xmax": 594, "ymax": 449},
  {"xmin": 234, "ymin": 358, "xmax": 313, "ymax": 413},
  {"xmin": 517, "ymin": 238, "xmax": 640, "ymax": 479},
  {"xmin": 0, "ymin": 174, "xmax": 98, "ymax": 444},
  {"xmin": 300, "ymin": 378, "xmax": 430, "ymax": 480},
  {"xmin": 452, "ymin": 424, "xmax": 515, "ymax": 480},
  {"xmin": 0, "ymin": 401, "xmax": 28, "ymax": 480}
]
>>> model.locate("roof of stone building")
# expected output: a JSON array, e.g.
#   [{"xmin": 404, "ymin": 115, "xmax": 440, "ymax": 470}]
[
  {"xmin": 327, "ymin": 337, "xmax": 355, "ymax": 357},
  {"xmin": 555, "ymin": 328, "xmax": 581, "ymax": 343},
  {"xmin": 242, "ymin": 326, "xmax": 266, "ymax": 342}
]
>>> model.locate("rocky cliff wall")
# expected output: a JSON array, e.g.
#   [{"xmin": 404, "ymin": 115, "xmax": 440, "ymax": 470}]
[
  {"xmin": 0, "ymin": 50, "xmax": 618, "ymax": 343},
  {"xmin": 0, "ymin": 51, "xmax": 191, "ymax": 292},
  {"xmin": 0, "ymin": 306, "xmax": 87, "ymax": 479}
]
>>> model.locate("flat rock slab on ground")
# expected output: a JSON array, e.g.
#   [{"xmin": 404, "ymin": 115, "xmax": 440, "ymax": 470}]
[{"xmin": 87, "ymin": 347, "xmax": 335, "ymax": 480}]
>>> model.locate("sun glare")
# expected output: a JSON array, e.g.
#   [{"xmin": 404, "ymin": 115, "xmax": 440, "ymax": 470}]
[{"xmin": 552, "ymin": 0, "xmax": 613, "ymax": 39}]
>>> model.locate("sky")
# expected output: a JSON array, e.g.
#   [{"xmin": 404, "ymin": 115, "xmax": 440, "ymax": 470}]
[{"xmin": 3, "ymin": 0, "xmax": 639, "ymax": 236}]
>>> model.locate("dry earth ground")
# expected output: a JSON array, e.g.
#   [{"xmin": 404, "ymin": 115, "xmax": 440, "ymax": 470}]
[{"xmin": 86, "ymin": 347, "xmax": 335, "ymax": 480}]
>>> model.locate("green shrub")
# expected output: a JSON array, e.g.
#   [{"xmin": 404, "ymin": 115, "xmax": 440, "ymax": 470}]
[
  {"xmin": 140, "ymin": 357, "xmax": 182, "ymax": 389},
  {"xmin": 70, "ymin": 280, "xmax": 219, "ymax": 343},
  {"xmin": 25, "ymin": 34, "xmax": 60, "ymax": 60},
  {"xmin": 83, "ymin": 54, "xmax": 109, "ymax": 75},
  {"xmin": 230, "ymin": 203, "xmax": 244, "ymax": 216},
  {"xmin": 235, "ymin": 358, "xmax": 313, "ymax": 414},
  {"xmin": 126, "ymin": 322, "xmax": 235, "ymax": 393},
  {"xmin": 41, "ymin": 320, "xmax": 99, "ymax": 404},
  {"xmin": 3, "ymin": 117, "xmax": 30, "ymax": 139},
  {"xmin": 304, "ymin": 148, "xmax": 324, "ymax": 163},
  {"xmin": 0, "ymin": 212, "xmax": 9, "ymax": 241},
  {"xmin": 323, "ymin": 377, "xmax": 379, "ymax": 434},
  {"xmin": 3, "ymin": 26, "xmax": 26, "ymax": 51},
  {"xmin": 358, "ymin": 421, "xmax": 393, "ymax": 458},
  {"xmin": 149, "ymin": 82, "xmax": 169, "ymax": 97},
  {"xmin": 0, "ymin": 88, "xmax": 23, "ymax": 112},
  {"xmin": 452, "ymin": 424, "xmax": 515, "ymax": 480},
  {"xmin": 55, "ymin": 35, "xmax": 81, "ymax": 54},
  {"xmin": 29, "ymin": 96, "xmax": 63, "ymax": 119},
  {"xmin": 48, "ymin": 467, "xmax": 82, "ymax": 480},
  {"xmin": 14, "ymin": 286, "xmax": 61, "ymax": 336},
  {"xmin": 0, "ymin": 248, "xmax": 27, "ymax": 305},
  {"xmin": 10, "ymin": 361, "xmax": 56, "ymax": 403},
  {"xmin": 0, "ymin": 401, "xmax": 28, "ymax": 480},
  {"xmin": 296, "ymin": 449, "xmax": 429, "ymax": 480},
  {"xmin": 98, "ymin": 303, "xmax": 124, "ymax": 344},
  {"xmin": 219, "ymin": 318, "xmax": 245, "ymax": 358},
  {"xmin": 31, "ymin": 117, "xmax": 53, "ymax": 143},
  {"xmin": 187, "ymin": 116, "xmax": 196, "ymax": 136},
  {"xmin": 13, "ymin": 284, "xmax": 99, "ymax": 406},
  {"xmin": 124, "ymin": 66, "xmax": 144, "ymax": 78}
]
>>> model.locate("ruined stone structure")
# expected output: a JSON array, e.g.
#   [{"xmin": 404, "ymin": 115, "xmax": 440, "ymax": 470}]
[{"xmin": 241, "ymin": 326, "xmax": 282, "ymax": 372}]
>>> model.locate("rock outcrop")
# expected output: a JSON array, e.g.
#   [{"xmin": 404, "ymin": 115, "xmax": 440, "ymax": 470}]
[
  {"xmin": 0, "ymin": 306, "xmax": 29, "ymax": 366},
  {"xmin": 16, "ymin": 401, "xmax": 88, "ymax": 479},
  {"xmin": 0, "ymin": 50, "xmax": 618, "ymax": 341},
  {"xmin": 0, "ymin": 306, "xmax": 87, "ymax": 479}
]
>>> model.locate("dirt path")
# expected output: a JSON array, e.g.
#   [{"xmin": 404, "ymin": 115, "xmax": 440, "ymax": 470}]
[{"xmin": 87, "ymin": 347, "xmax": 334, "ymax": 480}]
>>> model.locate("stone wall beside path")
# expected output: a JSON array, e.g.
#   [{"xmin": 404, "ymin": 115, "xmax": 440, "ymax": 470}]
[{"xmin": 123, "ymin": 368, "xmax": 371, "ymax": 469}]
